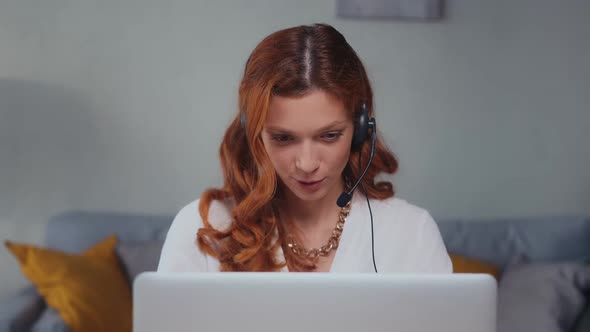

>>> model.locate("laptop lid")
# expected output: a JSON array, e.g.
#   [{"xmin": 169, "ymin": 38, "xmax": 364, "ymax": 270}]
[{"xmin": 134, "ymin": 272, "xmax": 496, "ymax": 332}]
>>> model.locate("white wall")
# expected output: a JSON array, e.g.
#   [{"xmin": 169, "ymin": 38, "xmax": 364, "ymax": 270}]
[{"xmin": 1, "ymin": 0, "xmax": 589, "ymax": 297}]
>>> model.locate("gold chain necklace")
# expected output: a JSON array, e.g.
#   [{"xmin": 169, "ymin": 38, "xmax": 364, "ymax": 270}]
[{"xmin": 285, "ymin": 202, "xmax": 351, "ymax": 262}]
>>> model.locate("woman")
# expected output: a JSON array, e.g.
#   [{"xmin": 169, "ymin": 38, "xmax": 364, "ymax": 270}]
[{"xmin": 157, "ymin": 23, "xmax": 452, "ymax": 273}]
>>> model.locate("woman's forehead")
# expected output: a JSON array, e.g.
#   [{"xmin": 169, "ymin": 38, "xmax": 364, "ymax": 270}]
[{"xmin": 265, "ymin": 91, "xmax": 351, "ymax": 131}]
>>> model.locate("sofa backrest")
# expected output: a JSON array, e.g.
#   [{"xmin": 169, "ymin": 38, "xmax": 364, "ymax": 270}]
[
  {"xmin": 45, "ymin": 211, "xmax": 173, "ymax": 253},
  {"xmin": 437, "ymin": 216, "xmax": 590, "ymax": 267}
]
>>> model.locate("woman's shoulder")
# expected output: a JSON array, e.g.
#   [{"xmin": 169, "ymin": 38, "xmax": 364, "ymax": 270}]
[
  {"xmin": 367, "ymin": 195, "xmax": 433, "ymax": 224},
  {"xmin": 362, "ymin": 194, "xmax": 441, "ymax": 238},
  {"xmin": 171, "ymin": 196, "xmax": 235, "ymax": 231},
  {"xmin": 157, "ymin": 196, "xmax": 235, "ymax": 272}
]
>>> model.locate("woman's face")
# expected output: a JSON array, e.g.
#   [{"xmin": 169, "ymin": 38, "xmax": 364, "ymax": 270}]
[{"xmin": 261, "ymin": 90, "xmax": 354, "ymax": 203}]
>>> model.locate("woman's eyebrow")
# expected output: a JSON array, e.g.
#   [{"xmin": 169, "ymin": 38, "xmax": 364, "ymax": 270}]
[{"xmin": 266, "ymin": 120, "xmax": 348, "ymax": 134}]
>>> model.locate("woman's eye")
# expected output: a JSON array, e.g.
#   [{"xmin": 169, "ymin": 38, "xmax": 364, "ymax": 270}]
[
  {"xmin": 272, "ymin": 135, "xmax": 292, "ymax": 144},
  {"xmin": 322, "ymin": 132, "xmax": 342, "ymax": 141}
]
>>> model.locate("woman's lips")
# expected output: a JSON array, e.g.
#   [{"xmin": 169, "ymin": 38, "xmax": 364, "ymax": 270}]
[{"xmin": 295, "ymin": 178, "xmax": 325, "ymax": 192}]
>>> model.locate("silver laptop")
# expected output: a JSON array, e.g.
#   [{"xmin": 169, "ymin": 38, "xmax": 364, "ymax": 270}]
[{"xmin": 134, "ymin": 272, "xmax": 497, "ymax": 332}]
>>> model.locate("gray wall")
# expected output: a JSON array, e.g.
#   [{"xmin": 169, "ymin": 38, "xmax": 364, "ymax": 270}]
[{"xmin": 1, "ymin": 0, "xmax": 589, "ymax": 297}]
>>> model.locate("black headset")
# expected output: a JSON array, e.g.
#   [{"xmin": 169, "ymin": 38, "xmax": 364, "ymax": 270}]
[
  {"xmin": 241, "ymin": 102, "xmax": 379, "ymax": 273},
  {"xmin": 351, "ymin": 103, "xmax": 371, "ymax": 150}
]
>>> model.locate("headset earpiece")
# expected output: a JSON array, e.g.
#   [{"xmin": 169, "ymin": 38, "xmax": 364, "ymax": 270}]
[{"xmin": 351, "ymin": 103, "xmax": 370, "ymax": 150}]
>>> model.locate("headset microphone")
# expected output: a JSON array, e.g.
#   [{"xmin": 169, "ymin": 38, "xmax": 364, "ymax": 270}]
[{"xmin": 336, "ymin": 117, "xmax": 377, "ymax": 208}]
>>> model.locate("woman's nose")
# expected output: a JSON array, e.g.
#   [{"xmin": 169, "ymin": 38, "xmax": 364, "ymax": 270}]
[{"xmin": 295, "ymin": 142, "xmax": 320, "ymax": 173}]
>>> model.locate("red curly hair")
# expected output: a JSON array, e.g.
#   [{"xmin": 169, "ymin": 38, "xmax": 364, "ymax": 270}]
[{"xmin": 197, "ymin": 23, "xmax": 398, "ymax": 272}]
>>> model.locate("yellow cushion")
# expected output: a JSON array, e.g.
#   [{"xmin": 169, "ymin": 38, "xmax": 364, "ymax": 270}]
[
  {"xmin": 450, "ymin": 253, "xmax": 501, "ymax": 281},
  {"xmin": 5, "ymin": 235, "xmax": 132, "ymax": 332}
]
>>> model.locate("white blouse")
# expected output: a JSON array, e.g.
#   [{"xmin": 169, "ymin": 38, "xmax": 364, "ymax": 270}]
[{"xmin": 157, "ymin": 192, "xmax": 452, "ymax": 274}]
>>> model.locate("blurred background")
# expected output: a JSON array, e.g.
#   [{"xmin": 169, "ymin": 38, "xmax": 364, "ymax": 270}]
[{"xmin": 1, "ymin": 0, "xmax": 589, "ymax": 299}]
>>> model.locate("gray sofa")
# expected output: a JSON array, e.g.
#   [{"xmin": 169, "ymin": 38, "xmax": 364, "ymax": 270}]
[
  {"xmin": 1, "ymin": 211, "xmax": 590, "ymax": 332},
  {"xmin": 0, "ymin": 211, "xmax": 172, "ymax": 332}
]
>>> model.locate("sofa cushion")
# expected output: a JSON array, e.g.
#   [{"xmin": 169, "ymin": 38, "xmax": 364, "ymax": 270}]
[
  {"xmin": 450, "ymin": 253, "xmax": 501, "ymax": 280},
  {"xmin": 5, "ymin": 235, "xmax": 132, "ymax": 332},
  {"xmin": 497, "ymin": 262, "xmax": 590, "ymax": 332}
]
